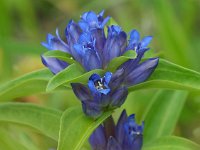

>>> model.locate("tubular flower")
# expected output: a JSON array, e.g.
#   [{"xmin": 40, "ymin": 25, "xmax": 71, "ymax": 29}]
[
  {"xmin": 41, "ymin": 10, "xmax": 157, "ymax": 74},
  {"xmin": 89, "ymin": 110, "xmax": 144, "ymax": 150},
  {"xmin": 71, "ymin": 72, "xmax": 128, "ymax": 118}
]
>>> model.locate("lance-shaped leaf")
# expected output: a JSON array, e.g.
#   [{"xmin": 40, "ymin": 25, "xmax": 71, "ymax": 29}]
[
  {"xmin": 0, "ymin": 69, "xmax": 55, "ymax": 101},
  {"xmin": 143, "ymin": 136, "xmax": 200, "ymax": 150},
  {"xmin": 142, "ymin": 90, "xmax": 188, "ymax": 143},
  {"xmin": 129, "ymin": 59, "xmax": 200, "ymax": 93},
  {"xmin": 43, "ymin": 50, "xmax": 75, "ymax": 64},
  {"xmin": 57, "ymin": 106, "xmax": 113, "ymax": 150},
  {"xmin": 46, "ymin": 63, "xmax": 85, "ymax": 92},
  {"xmin": 46, "ymin": 63, "xmax": 104, "ymax": 92},
  {"xmin": 0, "ymin": 103, "xmax": 62, "ymax": 140}
]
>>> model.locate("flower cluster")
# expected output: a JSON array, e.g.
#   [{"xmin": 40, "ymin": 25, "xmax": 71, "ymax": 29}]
[
  {"xmin": 41, "ymin": 10, "xmax": 158, "ymax": 74},
  {"xmin": 89, "ymin": 110, "xmax": 144, "ymax": 150}
]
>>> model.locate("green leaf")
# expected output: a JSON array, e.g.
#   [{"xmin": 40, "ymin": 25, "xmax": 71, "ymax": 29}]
[
  {"xmin": 0, "ymin": 103, "xmax": 62, "ymax": 140},
  {"xmin": 143, "ymin": 136, "xmax": 200, "ymax": 150},
  {"xmin": 57, "ymin": 106, "xmax": 113, "ymax": 150},
  {"xmin": 46, "ymin": 63, "xmax": 85, "ymax": 92},
  {"xmin": 0, "ymin": 129, "xmax": 28, "ymax": 150},
  {"xmin": 106, "ymin": 50, "xmax": 136, "ymax": 72},
  {"xmin": 129, "ymin": 59, "xmax": 200, "ymax": 93},
  {"xmin": 46, "ymin": 63, "xmax": 105, "ymax": 92},
  {"xmin": 43, "ymin": 50, "xmax": 75, "ymax": 64},
  {"xmin": 0, "ymin": 69, "xmax": 55, "ymax": 101},
  {"xmin": 67, "ymin": 69, "xmax": 105, "ymax": 84},
  {"xmin": 142, "ymin": 90, "xmax": 188, "ymax": 143}
]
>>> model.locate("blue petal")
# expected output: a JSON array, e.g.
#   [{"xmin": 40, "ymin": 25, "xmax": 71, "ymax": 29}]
[
  {"xmin": 78, "ymin": 32, "xmax": 92, "ymax": 44},
  {"xmin": 98, "ymin": 88, "xmax": 110, "ymax": 95},
  {"xmin": 108, "ymin": 25, "xmax": 122, "ymax": 36},
  {"xmin": 46, "ymin": 33, "xmax": 54, "ymax": 43},
  {"xmin": 116, "ymin": 110, "xmax": 128, "ymax": 144},
  {"xmin": 89, "ymin": 73, "xmax": 101, "ymax": 82},
  {"xmin": 85, "ymin": 11, "xmax": 98, "ymax": 28},
  {"xmin": 97, "ymin": 10, "xmax": 110, "ymax": 28},
  {"xmin": 141, "ymin": 36, "xmax": 152, "ymax": 48},
  {"xmin": 41, "ymin": 56, "xmax": 68, "ymax": 74},
  {"xmin": 65, "ymin": 20, "xmax": 81, "ymax": 43},
  {"xmin": 98, "ymin": 10, "xmax": 105, "ymax": 17},
  {"xmin": 126, "ymin": 114, "xmax": 137, "ymax": 129},
  {"xmin": 103, "ymin": 36, "xmax": 121, "ymax": 65},
  {"xmin": 88, "ymin": 80, "xmax": 97, "ymax": 94},
  {"xmin": 82, "ymin": 100, "xmax": 102, "ymax": 118},
  {"xmin": 42, "ymin": 33, "xmax": 69, "ymax": 52},
  {"xmin": 131, "ymin": 135, "xmax": 143, "ymax": 150},
  {"xmin": 83, "ymin": 50, "xmax": 102, "ymax": 71},
  {"xmin": 78, "ymin": 20, "xmax": 89, "ymax": 32},
  {"xmin": 130, "ymin": 29, "xmax": 140, "ymax": 43},
  {"xmin": 100, "ymin": 94, "xmax": 111, "ymax": 107},
  {"xmin": 81, "ymin": 12, "xmax": 88, "ymax": 20},
  {"xmin": 55, "ymin": 28, "xmax": 70, "ymax": 52},
  {"xmin": 104, "ymin": 72, "xmax": 112, "ymax": 84},
  {"xmin": 119, "ymin": 31, "xmax": 127, "ymax": 54},
  {"xmin": 73, "ymin": 43, "xmax": 84, "ymax": 56},
  {"xmin": 101, "ymin": 16, "xmax": 110, "ymax": 27},
  {"xmin": 109, "ymin": 68, "xmax": 125, "ymax": 89},
  {"xmin": 110, "ymin": 87, "xmax": 128, "ymax": 107},
  {"xmin": 71, "ymin": 83, "xmax": 91, "ymax": 101},
  {"xmin": 41, "ymin": 42, "xmax": 52, "ymax": 50},
  {"xmin": 91, "ymin": 29, "xmax": 106, "ymax": 53},
  {"xmin": 89, "ymin": 125, "xmax": 107, "ymax": 150},
  {"xmin": 124, "ymin": 58, "xmax": 159, "ymax": 87},
  {"xmin": 107, "ymin": 137, "xmax": 122, "ymax": 150}
]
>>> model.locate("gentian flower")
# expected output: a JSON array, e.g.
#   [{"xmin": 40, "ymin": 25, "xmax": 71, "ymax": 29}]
[
  {"xmin": 41, "ymin": 10, "xmax": 158, "ymax": 74},
  {"xmin": 89, "ymin": 110, "xmax": 144, "ymax": 150},
  {"xmin": 71, "ymin": 72, "xmax": 128, "ymax": 118},
  {"xmin": 78, "ymin": 10, "xmax": 110, "ymax": 32}
]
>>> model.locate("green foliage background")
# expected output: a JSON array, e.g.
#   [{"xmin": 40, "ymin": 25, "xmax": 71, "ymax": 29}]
[{"xmin": 0, "ymin": 0, "xmax": 200, "ymax": 149}]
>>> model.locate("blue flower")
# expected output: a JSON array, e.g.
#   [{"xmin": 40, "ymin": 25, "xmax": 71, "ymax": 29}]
[
  {"xmin": 89, "ymin": 110, "xmax": 144, "ymax": 150},
  {"xmin": 78, "ymin": 10, "xmax": 110, "ymax": 32},
  {"xmin": 41, "ymin": 10, "xmax": 157, "ymax": 74},
  {"xmin": 71, "ymin": 72, "xmax": 128, "ymax": 118},
  {"xmin": 88, "ymin": 72, "xmax": 112, "ymax": 95},
  {"xmin": 41, "ymin": 29, "xmax": 70, "ymax": 74},
  {"xmin": 73, "ymin": 32, "xmax": 102, "ymax": 71},
  {"xmin": 127, "ymin": 29, "xmax": 152, "ymax": 59}
]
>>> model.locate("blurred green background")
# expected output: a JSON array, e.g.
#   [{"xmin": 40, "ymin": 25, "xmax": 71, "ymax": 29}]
[{"xmin": 0, "ymin": 0, "xmax": 200, "ymax": 149}]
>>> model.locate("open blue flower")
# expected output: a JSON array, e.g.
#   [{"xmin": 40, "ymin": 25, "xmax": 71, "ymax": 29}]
[
  {"xmin": 89, "ymin": 110, "xmax": 144, "ymax": 150},
  {"xmin": 71, "ymin": 72, "xmax": 128, "ymax": 118},
  {"xmin": 88, "ymin": 72, "xmax": 112, "ymax": 95},
  {"xmin": 78, "ymin": 10, "xmax": 110, "ymax": 32},
  {"xmin": 127, "ymin": 30, "xmax": 152, "ymax": 59}
]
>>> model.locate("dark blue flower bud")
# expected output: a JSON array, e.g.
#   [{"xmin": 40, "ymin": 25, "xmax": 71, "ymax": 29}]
[
  {"xmin": 103, "ymin": 25, "xmax": 127, "ymax": 66},
  {"xmin": 124, "ymin": 58, "xmax": 159, "ymax": 87},
  {"xmin": 89, "ymin": 125, "xmax": 107, "ymax": 150},
  {"xmin": 41, "ymin": 56, "xmax": 68, "ymax": 74}
]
